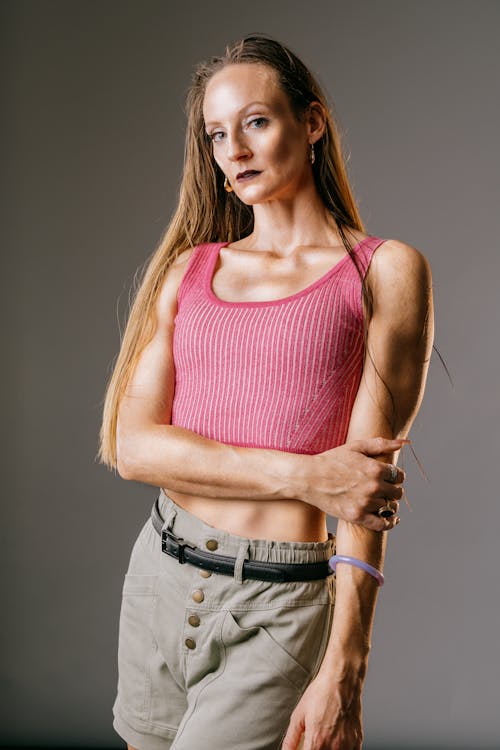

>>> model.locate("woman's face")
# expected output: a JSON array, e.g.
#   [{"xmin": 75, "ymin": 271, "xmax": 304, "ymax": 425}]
[{"xmin": 203, "ymin": 63, "xmax": 314, "ymax": 204}]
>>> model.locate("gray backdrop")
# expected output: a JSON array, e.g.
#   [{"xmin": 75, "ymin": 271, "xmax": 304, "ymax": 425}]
[{"xmin": 2, "ymin": 0, "xmax": 499, "ymax": 747}]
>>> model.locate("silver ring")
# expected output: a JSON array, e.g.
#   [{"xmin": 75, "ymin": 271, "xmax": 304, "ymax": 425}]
[
  {"xmin": 377, "ymin": 500, "xmax": 397, "ymax": 519},
  {"xmin": 387, "ymin": 464, "xmax": 398, "ymax": 483}
]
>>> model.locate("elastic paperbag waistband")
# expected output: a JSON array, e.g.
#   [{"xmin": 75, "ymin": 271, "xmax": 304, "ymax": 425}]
[{"xmin": 151, "ymin": 496, "xmax": 334, "ymax": 584}]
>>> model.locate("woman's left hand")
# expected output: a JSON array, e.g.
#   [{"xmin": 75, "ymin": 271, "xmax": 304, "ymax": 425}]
[{"xmin": 281, "ymin": 671, "xmax": 363, "ymax": 750}]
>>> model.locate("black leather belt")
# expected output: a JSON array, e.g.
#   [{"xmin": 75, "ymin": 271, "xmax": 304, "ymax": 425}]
[{"xmin": 151, "ymin": 496, "xmax": 333, "ymax": 583}]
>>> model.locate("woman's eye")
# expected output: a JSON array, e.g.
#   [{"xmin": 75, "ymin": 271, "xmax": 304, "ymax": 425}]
[
  {"xmin": 248, "ymin": 117, "xmax": 268, "ymax": 128},
  {"xmin": 209, "ymin": 118, "xmax": 267, "ymax": 142}
]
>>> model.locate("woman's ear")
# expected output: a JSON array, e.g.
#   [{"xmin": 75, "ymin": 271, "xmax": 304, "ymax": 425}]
[{"xmin": 306, "ymin": 101, "xmax": 327, "ymax": 142}]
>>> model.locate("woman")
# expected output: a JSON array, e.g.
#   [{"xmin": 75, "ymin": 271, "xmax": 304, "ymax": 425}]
[{"xmin": 99, "ymin": 34, "xmax": 433, "ymax": 750}]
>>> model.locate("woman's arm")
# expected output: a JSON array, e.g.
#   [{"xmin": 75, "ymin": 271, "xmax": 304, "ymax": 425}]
[
  {"xmin": 282, "ymin": 238, "xmax": 434, "ymax": 749},
  {"xmin": 116, "ymin": 248, "xmax": 406, "ymax": 530}
]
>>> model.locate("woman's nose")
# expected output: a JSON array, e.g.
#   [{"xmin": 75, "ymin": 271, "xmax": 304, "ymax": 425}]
[{"xmin": 226, "ymin": 133, "xmax": 251, "ymax": 161}]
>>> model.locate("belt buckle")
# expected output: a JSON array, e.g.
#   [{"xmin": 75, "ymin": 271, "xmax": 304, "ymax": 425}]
[{"xmin": 161, "ymin": 529, "xmax": 197, "ymax": 564}]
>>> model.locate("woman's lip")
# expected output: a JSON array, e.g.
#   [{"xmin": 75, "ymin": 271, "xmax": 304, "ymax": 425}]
[{"xmin": 236, "ymin": 171, "xmax": 261, "ymax": 180}]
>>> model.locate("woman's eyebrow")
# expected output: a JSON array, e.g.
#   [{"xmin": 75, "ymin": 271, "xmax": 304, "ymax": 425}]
[{"xmin": 204, "ymin": 101, "xmax": 272, "ymax": 127}]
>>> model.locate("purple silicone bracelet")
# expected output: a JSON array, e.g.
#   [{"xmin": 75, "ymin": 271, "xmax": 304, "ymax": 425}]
[{"xmin": 328, "ymin": 554, "xmax": 385, "ymax": 587}]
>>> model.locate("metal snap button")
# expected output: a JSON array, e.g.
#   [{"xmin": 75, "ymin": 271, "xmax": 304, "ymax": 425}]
[
  {"xmin": 185, "ymin": 637, "xmax": 196, "ymax": 649},
  {"xmin": 199, "ymin": 569, "xmax": 212, "ymax": 578},
  {"xmin": 188, "ymin": 614, "xmax": 200, "ymax": 627},
  {"xmin": 206, "ymin": 539, "xmax": 218, "ymax": 551},
  {"xmin": 192, "ymin": 589, "xmax": 204, "ymax": 603}
]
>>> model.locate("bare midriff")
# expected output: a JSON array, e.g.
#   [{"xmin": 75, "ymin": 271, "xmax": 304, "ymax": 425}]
[{"xmin": 161, "ymin": 489, "xmax": 330, "ymax": 543}]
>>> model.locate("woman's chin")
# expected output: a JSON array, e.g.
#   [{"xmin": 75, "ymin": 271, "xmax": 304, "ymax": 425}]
[{"xmin": 233, "ymin": 183, "xmax": 283, "ymax": 206}]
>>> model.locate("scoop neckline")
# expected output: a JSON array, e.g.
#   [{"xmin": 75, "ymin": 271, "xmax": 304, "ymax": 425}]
[{"xmin": 204, "ymin": 235, "xmax": 374, "ymax": 307}]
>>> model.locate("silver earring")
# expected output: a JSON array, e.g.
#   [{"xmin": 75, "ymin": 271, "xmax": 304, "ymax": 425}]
[
  {"xmin": 309, "ymin": 143, "xmax": 316, "ymax": 164},
  {"xmin": 224, "ymin": 176, "xmax": 233, "ymax": 193}
]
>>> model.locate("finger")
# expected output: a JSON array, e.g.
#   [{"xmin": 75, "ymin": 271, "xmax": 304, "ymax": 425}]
[
  {"xmin": 365, "ymin": 491, "xmax": 401, "ymax": 516},
  {"xmin": 377, "ymin": 483, "xmax": 404, "ymax": 501},
  {"xmin": 382, "ymin": 462, "xmax": 406, "ymax": 484},
  {"xmin": 365, "ymin": 495, "xmax": 400, "ymax": 517},
  {"xmin": 281, "ymin": 720, "xmax": 304, "ymax": 750},
  {"xmin": 378, "ymin": 515, "xmax": 400, "ymax": 531},
  {"xmin": 380, "ymin": 515, "xmax": 402, "ymax": 530},
  {"xmin": 359, "ymin": 512, "xmax": 400, "ymax": 532},
  {"xmin": 378, "ymin": 499, "xmax": 400, "ymax": 516},
  {"xmin": 351, "ymin": 437, "xmax": 411, "ymax": 457},
  {"xmin": 358, "ymin": 513, "xmax": 393, "ymax": 532},
  {"xmin": 376, "ymin": 499, "xmax": 400, "ymax": 522}
]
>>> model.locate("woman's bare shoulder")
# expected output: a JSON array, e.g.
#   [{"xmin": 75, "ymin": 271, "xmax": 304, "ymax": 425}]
[
  {"xmin": 171, "ymin": 245, "xmax": 198, "ymax": 267},
  {"xmin": 154, "ymin": 246, "xmax": 201, "ymax": 317},
  {"xmin": 369, "ymin": 237, "xmax": 432, "ymax": 286},
  {"xmin": 162, "ymin": 244, "xmax": 203, "ymax": 287},
  {"xmin": 367, "ymin": 238, "xmax": 433, "ymax": 327},
  {"xmin": 366, "ymin": 239, "xmax": 433, "ymax": 341}
]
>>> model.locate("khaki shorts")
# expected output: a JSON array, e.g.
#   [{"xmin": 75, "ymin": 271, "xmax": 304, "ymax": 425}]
[{"xmin": 112, "ymin": 489, "xmax": 336, "ymax": 750}]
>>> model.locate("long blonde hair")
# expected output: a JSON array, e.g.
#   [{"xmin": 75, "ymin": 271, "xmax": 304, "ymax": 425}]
[{"xmin": 98, "ymin": 34, "xmax": 372, "ymax": 470}]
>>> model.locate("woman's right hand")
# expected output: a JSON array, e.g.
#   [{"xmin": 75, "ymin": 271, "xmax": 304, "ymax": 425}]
[{"xmin": 306, "ymin": 437, "xmax": 409, "ymax": 531}]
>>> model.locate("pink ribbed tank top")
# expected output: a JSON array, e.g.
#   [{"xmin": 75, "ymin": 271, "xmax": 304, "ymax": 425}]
[{"xmin": 171, "ymin": 235, "xmax": 386, "ymax": 455}]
